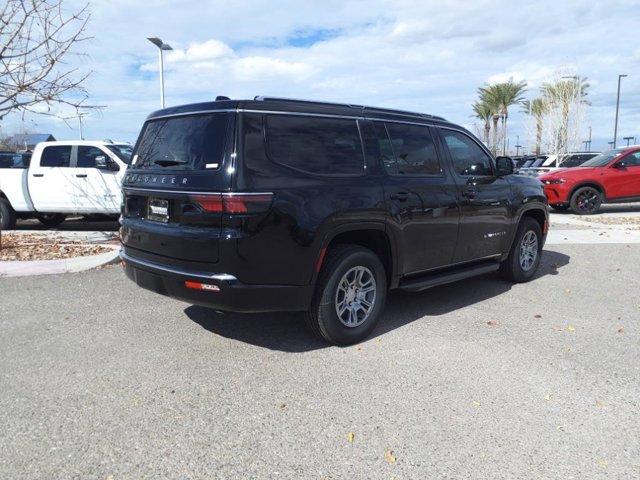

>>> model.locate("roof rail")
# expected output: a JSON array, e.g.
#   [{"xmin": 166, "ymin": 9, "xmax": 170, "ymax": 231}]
[
  {"xmin": 253, "ymin": 95, "xmax": 446, "ymax": 121},
  {"xmin": 254, "ymin": 96, "xmax": 364, "ymax": 110}
]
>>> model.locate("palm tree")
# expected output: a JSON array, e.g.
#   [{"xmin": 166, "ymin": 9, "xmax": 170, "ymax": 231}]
[
  {"xmin": 479, "ymin": 79, "xmax": 527, "ymax": 155},
  {"xmin": 541, "ymin": 77, "xmax": 589, "ymax": 153},
  {"xmin": 472, "ymin": 101, "xmax": 494, "ymax": 146},
  {"xmin": 522, "ymin": 98, "xmax": 547, "ymax": 155}
]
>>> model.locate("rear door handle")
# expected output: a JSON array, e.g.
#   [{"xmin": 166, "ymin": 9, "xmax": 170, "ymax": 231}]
[
  {"xmin": 390, "ymin": 191, "xmax": 410, "ymax": 201},
  {"xmin": 32, "ymin": 173, "xmax": 44, "ymax": 177},
  {"xmin": 76, "ymin": 174, "xmax": 87, "ymax": 178}
]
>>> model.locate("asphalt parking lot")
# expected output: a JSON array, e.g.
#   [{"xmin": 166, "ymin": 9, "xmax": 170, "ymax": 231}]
[{"xmin": 1, "ymin": 214, "xmax": 639, "ymax": 479}]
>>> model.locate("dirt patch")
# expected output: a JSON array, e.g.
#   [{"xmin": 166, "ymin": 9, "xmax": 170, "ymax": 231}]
[
  {"xmin": 581, "ymin": 216, "xmax": 640, "ymax": 226},
  {"xmin": 0, "ymin": 234, "xmax": 113, "ymax": 261}
]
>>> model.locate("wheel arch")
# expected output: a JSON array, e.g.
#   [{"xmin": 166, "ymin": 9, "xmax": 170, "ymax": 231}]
[
  {"xmin": 504, "ymin": 204, "xmax": 548, "ymax": 260},
  {"xmin": 316, "ymin": 223, "xmax": 397, "ymax": 287},
  {"xmin": 569, "ymin": 181, "xmax": 606, "ymax": 201}
]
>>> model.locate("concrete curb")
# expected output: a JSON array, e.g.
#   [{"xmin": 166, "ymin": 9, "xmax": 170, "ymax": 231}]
[{"xmin": 0, "ymin": 245, "xmax": 120, "ymax": 278}]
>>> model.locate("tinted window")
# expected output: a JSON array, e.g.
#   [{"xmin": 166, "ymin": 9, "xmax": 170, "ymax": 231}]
[
  {"xmin": 40, "ymin": 146, "xmax": 71, "ymax": 167},
  {"xmin": 371, "ymin": 122, "xmax": 396, "ymax": 172},
  {"xmin": 77, "ymin": 146, "xmax": 108, "ymax": 168},
  {"xmin": 134, "ymin": 113, "xmax": 229, "ymax": 170},
  {"xmin": 383, "ymin": 123, "xmax": 441, "ymax": 175},
  {"xmin": 106, "ymin": 144, "xmax": 133, "ymax": 164},
  {"xmin": 622, "ymin": 152, "xmax": 640, "ymax": 166},
  {"xmin": 266, "ymin": 115, "xmax": 364, "ymax": 175},
  {"xmin": 441, "ymin": 130, "xmax": 493, "ymax": 176},
  {"xmin": 581, "ymin": 149, "xmax": 625, "ymax": 167},
  {"xmin": 0, "ymin": 153, "xmax": 30, "ymax": 168}
]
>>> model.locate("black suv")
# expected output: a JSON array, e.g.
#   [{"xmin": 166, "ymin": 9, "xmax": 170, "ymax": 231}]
[{"xmin": 121, "ymin": 97, "xmax": 548, "ymax": 345}]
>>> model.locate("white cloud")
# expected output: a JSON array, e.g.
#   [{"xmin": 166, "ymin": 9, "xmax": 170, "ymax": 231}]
[{"xmin": 2, "ymin": 0, "xmax": 639, "ymax": 150}]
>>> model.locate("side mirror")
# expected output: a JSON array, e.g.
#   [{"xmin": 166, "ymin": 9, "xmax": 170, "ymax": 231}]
[
  {"xmin": 95, "ymin": 155, "xmax": 108, "ymax": 169},
  {"xmin": 95, "ymin": 155, "xmax": 119, "ymax": 171},
  {"xmin": 614, "ymin": 161, "xmax": 627, "ymax": 169},
  {"xmin": 108, "ymin": 159, "xmax": 120, "ymax": 171},
  {"xmin": 495, "ymin": 156, "xmax": 514, "ymax": 176}
]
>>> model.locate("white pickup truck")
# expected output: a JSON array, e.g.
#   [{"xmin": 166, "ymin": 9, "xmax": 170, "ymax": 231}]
[{"xmin": 0, "ymin": 141, "xmax": 132, "ymax": 229}]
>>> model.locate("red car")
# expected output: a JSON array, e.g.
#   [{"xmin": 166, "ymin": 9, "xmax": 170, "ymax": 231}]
[{"xmin": 539, "ymin": 146, "xmax": 640, "ymax": 214}]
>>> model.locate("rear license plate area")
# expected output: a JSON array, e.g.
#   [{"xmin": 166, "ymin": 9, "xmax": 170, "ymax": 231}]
[{"xmin": 147, "ymin": 198, "xmax": 169, "ymax": 223}]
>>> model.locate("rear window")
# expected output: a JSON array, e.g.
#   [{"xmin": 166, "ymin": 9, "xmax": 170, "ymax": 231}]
[
  {"xmin": 0, "ymin": 152, "xmax": 30, "ymax": 168},
  {"xmin": 133, "ymin": 113, "xmax": 229, "ymax": 170},
  {"xmin": 41, "ymin": 146, "xmax": 71, "ymax": 167},
  {"xmin": 265, "ymin": 115, "xmax": 364, "ymax": 175}
]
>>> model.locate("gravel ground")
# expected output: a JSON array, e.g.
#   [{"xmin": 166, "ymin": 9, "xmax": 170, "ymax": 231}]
[{"xmin": 0, "ymin": 244, "xmax": 639, "ymax": 479}]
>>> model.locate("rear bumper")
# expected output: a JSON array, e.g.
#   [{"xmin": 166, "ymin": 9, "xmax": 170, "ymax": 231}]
[{"xmin": 121, "ymin": 249, "xmax": 313, "ymax": 313}]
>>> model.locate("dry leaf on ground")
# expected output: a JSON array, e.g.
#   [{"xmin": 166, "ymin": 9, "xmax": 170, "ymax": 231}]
[{"xmin": 384, "ymin": 449, "xmax": 396, "ymax": 464}]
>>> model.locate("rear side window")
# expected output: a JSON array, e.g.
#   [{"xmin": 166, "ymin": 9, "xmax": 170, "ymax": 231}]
[
  {"xmin": 133, "ymin": 113, "xmax": 229, "ymax": 170},
  {"xmin": 265, "ymin": 115, "xmax": 364, "ymax": 175},
  {"xmin": 383, "ymin": 123, "xmax": 441, "ymax": 175},
  {"xmin": 40, "ymin": 146, "xmax": 72, "ymax": 167},
  {"xmin": 0, "ymin": 153, "xmax": 30, "ymax": 168}
]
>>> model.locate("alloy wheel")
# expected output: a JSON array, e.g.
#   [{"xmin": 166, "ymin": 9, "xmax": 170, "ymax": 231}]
[
  {"xmin": 576, "ymin": 188, "xmax": 600, "ymax": 213},
  {"xmin": 519, "ymin": 230, "xmax": 538, "ymax": 272},
  {"xmin": 335, "ymin": 266, "xmax": 377, "ymax": 327}
]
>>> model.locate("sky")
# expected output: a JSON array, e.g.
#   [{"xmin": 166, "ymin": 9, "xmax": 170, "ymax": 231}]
[{"xmin": 3, "ymin": 0, "xmax": 640, "ymax": 153}]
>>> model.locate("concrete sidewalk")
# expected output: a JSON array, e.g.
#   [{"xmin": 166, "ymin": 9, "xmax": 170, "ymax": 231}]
[{"xmin": 0, "ymin": 245, "xmax": 120, "ymax": 277}]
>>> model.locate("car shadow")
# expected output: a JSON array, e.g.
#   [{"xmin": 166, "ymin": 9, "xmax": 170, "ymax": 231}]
[
  {"xmin": 184, "ymin": 249, "xmax": 570, "ymax": 353},
  {"xmin": 551, "ymin": 203, "xmax": 640, "ymax": 215}
]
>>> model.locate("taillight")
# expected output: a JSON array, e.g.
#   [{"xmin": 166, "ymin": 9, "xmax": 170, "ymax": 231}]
[
  {"xmin": 190, "ymin": 195, "xmax": 223, "ymax": 212},
  {"xmin": 190, "ymin": 193, "xmax": 273, "ymax": 214}
]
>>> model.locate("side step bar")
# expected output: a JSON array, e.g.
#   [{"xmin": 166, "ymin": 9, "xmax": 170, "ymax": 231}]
[{"xmin": 398, "ymin": 261, "xmax": 501, "ymax": 293}]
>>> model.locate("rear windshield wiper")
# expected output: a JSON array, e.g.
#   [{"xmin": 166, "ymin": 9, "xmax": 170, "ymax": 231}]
[{"xmin": 153, "ymin": 159, "xmax": 187, "ymax": 167}]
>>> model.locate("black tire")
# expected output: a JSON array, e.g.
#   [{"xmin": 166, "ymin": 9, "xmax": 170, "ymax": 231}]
[
  {"xmin": 37, "ymin": 213, "xmax": 66, "ymax": 228},
  {"xmin": 500, "ymin": 217, "xmax": 543, "ymax": 283},
  {"xmin": 305, "ymin": 244, "xmax": 387, "ymax": 345},
  {"xmin": 570, "ymin": 186, "xmax": 602, "ymax": 215},
  {"xmin": 0, "ymin": 198, "xmax": 17, "ymax": 230},
  {"xmin": 551, "ymin": 204, "xmax": 569, "ymax": 212}
]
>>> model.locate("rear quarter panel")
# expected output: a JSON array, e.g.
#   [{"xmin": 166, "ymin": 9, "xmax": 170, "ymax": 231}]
[
  {"xmin": 231, "ymin": 113, "xmax": 387, "ymax": 286},
  {"xmin": 0, "ymin": 168, "xmax": 32, "ymax": 211}
]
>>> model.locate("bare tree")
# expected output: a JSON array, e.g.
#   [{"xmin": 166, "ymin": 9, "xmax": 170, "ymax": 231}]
[{"xmin": 0, "ymin": 0, "xmax": 96, "ymax": 122}]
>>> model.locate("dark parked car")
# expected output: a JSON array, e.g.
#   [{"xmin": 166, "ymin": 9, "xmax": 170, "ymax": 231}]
[{"xmin": 121, "ymin": 97, "xmax": 549, "ymax": 345}]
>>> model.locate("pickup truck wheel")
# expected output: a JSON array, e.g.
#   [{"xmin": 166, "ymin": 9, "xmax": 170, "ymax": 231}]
[
  {"xmin": 0, "ymin": 198, "xmax": 17, "ymax": 229},
  {"xmin": 570, "ymin": 186, "xmax": 602, "ymax": 215},
  {"xmin": 37, "ymin": 213, "xmax": 66, "ymax": 228},
  {"xmin": 500, "ymin": 217, "xmax": 542, "ymax": 283},
  {"xmin": 306, "ymin": 244, "xmax": 387, "ymax": 345}
]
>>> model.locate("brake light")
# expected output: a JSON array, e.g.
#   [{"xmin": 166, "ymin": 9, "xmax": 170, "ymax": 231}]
[
  {"xmin": 190, "ymin": 194, "xmax": 223, "ymax": 212},
  {"xmin": 190, "ymin": 193, "xmax": 273, "ymax": 214}
]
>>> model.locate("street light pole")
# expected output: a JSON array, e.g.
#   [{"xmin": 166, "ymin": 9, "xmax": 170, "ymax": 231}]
[
  {"xmin": 147, "ymin": 37, "xmax": 173, "ymax": 108},
  {"xmin": 78, "ymin": 113, "xmax": 85, "ymax": 140},
  {"xmin": 613, "ymin": 74, "xmax": 627, "ymax": 148}
]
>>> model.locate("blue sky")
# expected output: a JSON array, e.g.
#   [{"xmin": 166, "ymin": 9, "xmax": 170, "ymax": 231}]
[{"xmin": 2, "ymin": 0, "xmax": 640, "ymax": 153}]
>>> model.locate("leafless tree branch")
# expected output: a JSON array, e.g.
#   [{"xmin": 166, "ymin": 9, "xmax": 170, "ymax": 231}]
[{"xmin": 0, "ymin": 0, "xmax": 100, "ymax": 121}]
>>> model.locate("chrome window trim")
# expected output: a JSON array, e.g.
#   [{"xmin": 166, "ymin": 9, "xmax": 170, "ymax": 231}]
[
  {"xmin": 147, "ymin": 107, "xmax": 449, "ymax": 128},
  {"xmin": 147, "ymin": 109, "xmax": 237, "ymax": 121},
  {"xmin": 123, "ymin": 187, "xmax": 273, "ymax": 196},
  {"xmin": 437, "ymin": 124, "xmax": 495, "ymax": 162}
]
